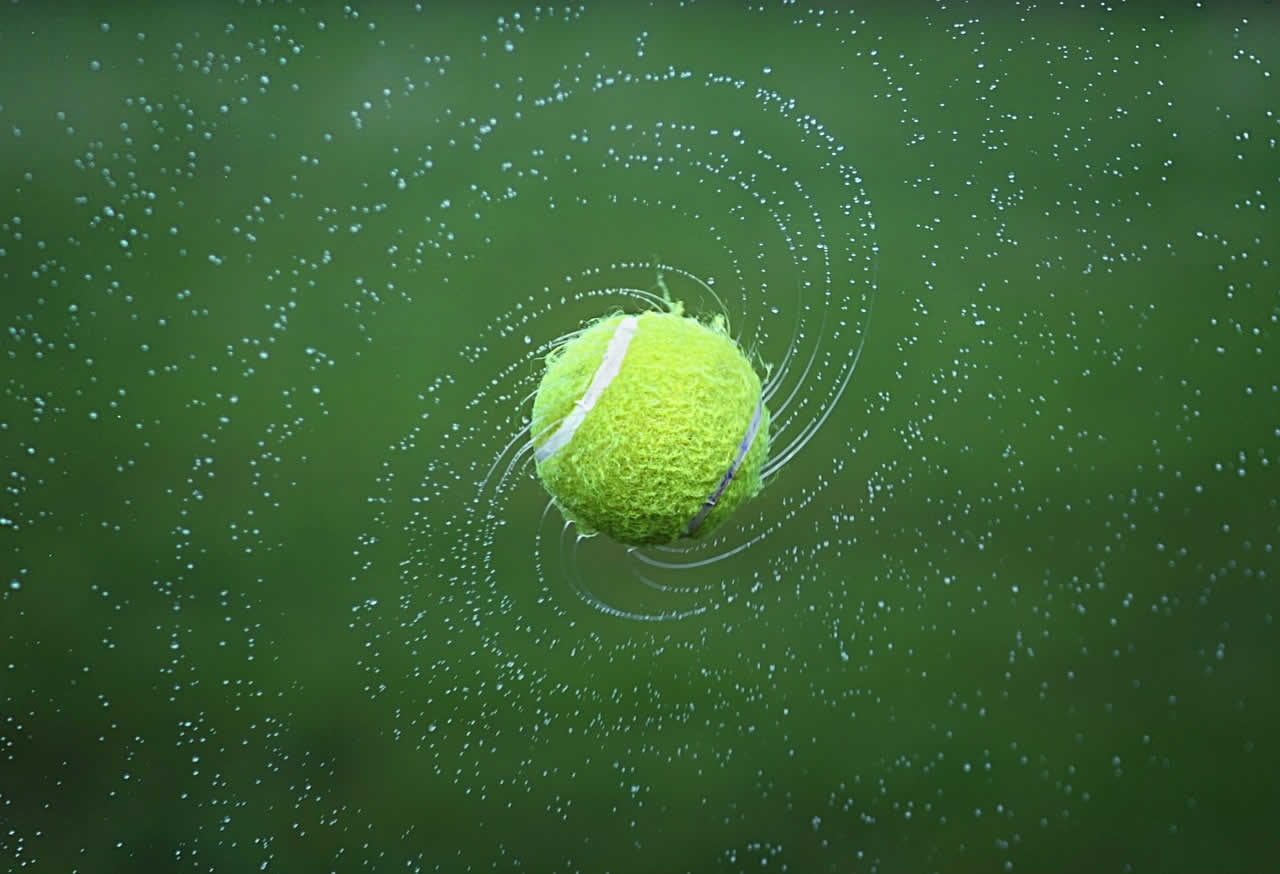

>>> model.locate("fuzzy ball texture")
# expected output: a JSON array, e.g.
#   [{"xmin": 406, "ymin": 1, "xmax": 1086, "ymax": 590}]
[{"xmin": 530, "ymin": 307, "xmax": 770, "ymax": 546}]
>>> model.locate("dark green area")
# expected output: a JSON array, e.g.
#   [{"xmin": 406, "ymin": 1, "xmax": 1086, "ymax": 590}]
[{"xmin": 2, "ymin": 3, "xmax": 1275, "ymax": 873}]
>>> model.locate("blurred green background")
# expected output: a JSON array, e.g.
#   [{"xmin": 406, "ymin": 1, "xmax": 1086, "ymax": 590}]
[{"xmin": 2, "ymin": 2, "xmax": 1276, "ymax": 872}]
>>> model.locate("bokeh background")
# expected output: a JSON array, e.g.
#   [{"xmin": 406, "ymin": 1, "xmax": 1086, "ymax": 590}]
[{"xmin": 3, "ymin": 2, "xmax": 1277, "ymax": 872}]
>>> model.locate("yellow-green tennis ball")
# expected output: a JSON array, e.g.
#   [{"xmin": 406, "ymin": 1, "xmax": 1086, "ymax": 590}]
[{"xmin": 530, "ymin": 307, "xmax": 770, "ymax": 546}]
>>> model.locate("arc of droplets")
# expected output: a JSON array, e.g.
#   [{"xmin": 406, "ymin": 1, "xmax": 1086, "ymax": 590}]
[{"xmin": 466, "ymin": 73, "xmax": 876, "ymax": 618}]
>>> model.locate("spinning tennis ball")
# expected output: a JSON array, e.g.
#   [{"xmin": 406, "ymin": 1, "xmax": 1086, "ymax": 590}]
[{"xmin": 530, "ymin": 304, "xmax": 770, "ymax": 546}]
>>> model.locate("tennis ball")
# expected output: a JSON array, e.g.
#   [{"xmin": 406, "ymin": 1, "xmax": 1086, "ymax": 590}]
[{"xmin": 530, "ymin": 304, "xmax": 770, "ymax": 546}]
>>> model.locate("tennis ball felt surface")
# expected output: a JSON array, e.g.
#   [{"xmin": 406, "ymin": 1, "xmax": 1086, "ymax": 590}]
[{"xmin": 530, "ymin": 307, "xmax": 770, "ymax": 546}]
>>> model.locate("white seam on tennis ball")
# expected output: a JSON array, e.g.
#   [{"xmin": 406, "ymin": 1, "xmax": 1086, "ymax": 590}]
[
  {"xmin": 685, "ymin": 393, "xmax": 764, "ymax": 538},
  {"xmin": 535, "ymin": 316, "xmax": 638, "ymax": 463}
]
